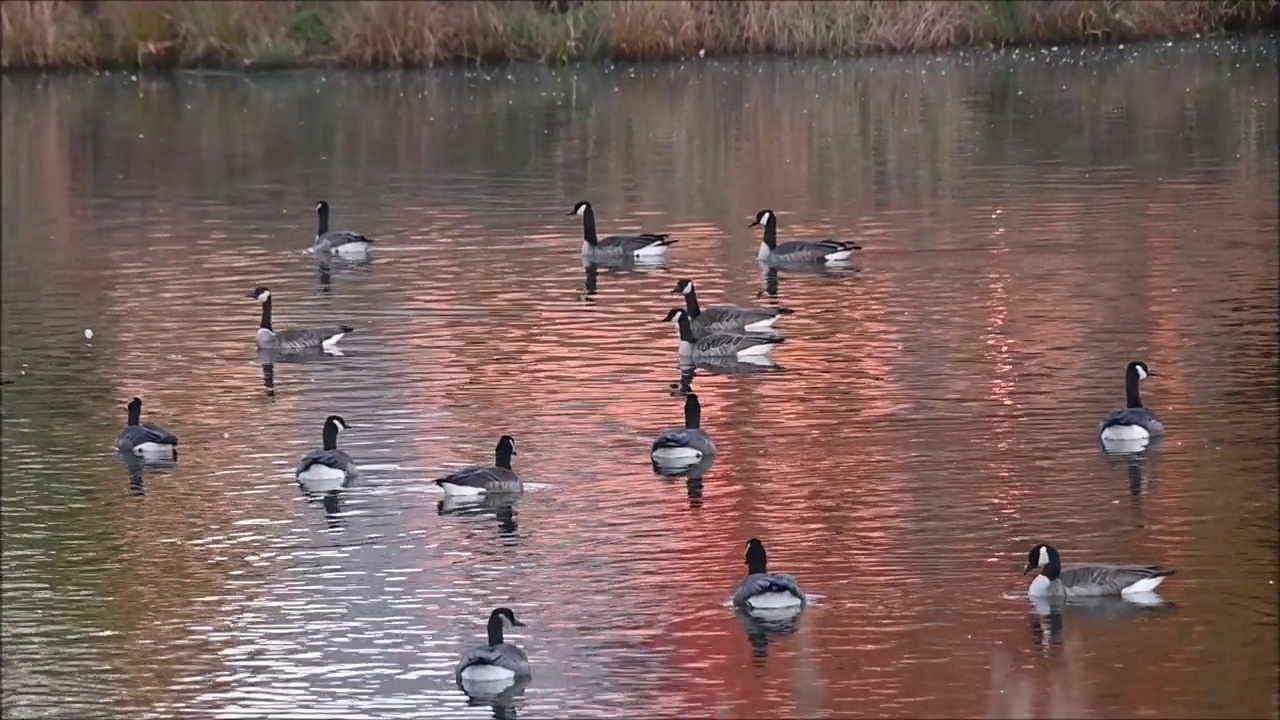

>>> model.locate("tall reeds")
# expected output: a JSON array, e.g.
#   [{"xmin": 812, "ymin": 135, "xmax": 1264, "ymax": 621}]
[{"xmin": 3, "ymin": 1, "xmax": 1276, "ymax": 71}]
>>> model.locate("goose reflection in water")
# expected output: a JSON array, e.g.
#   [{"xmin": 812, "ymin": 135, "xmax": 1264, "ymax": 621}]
[
  {"xmin": 651, "ymin": 454, "xmax": 714, "ymax": 510},
  {"xmin": 458, "ymin": 673, "xmax": 530, "ymax": 720},
  {"xmin": 580, "ymin": 261, "xmax": 669, "ymax": 303},
  {"xmin": 735, "ymin": 605, "xmax": 802, "ymax": 665},
  {"xmin": 1100, "ymin": 436, "xmax": 1162, "ymax": 499},
  {"xmin": 317, "ymin": 256, "xmax": 373, "ymax": 295},
  {"xmin": 119, "ymin": 454, "xmax": 177, "ymax": 497},
  {"xmin": 757, "ymin": 264, "xmax": 859, "ymax": 300},
  {"xmin": 1028, "ymin": 594, "xmax": 1174, "ymax": 651},
  {"xmin": 671, "ymin": 356, "xmax": 780, "ymax": 396},
  {"xmin": 256, "ymin": 346, "xmax": 350, "ymax": 400},
  {"xmin": 438, "ymin": 493, "xmax": 521, "ymax": 537}
]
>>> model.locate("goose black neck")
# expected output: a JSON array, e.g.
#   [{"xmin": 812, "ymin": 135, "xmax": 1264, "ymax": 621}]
[
  {"xmin": 486, "ymin": 613, "xmax": 505, "ymax": 646},
  {"xmin": 1125, "ymin": 368, "xmax": 1143, "ymax": 409},
  {"xmin": 746, "ymin": 551, "xmax": 767, "ymax": 575},
  {"xmin": 762, "ymin": 216, "xmax": 778, "ymax": 249},
  {"xmin": 317, "ymin": 206, "xmax": 330, "ymax": 236},
  {"xmin": 582, "ymin": 207, "xmax": 598, "ymax": 246},
  {"xmin": 684, "ymin": 399, "xmax": 701, "ymax": 429},
  {"xmin": 127, "ymin": 404, "xmax": 141, "ymax": 426},
  {"xmin": 677, "ymin": 315, "xmax": 697, "ymax": 343},
  {"xmin": 259, "ymin": 297, "xmax": 273, "ymax": 331},
  {"xmin": 1041, "ymin": 555, "xmax": 1062, "ymax": 581},
  {"xmin": 683, "ymin": 287, "xmax": 702, "ymax": 318},
  {"xmin": 495, "ymin": 444, "xmax": 514, "ymax": 470},
  {"xmin": 322, "ymin": 422, "xmax": 339, "ymax": 451}
]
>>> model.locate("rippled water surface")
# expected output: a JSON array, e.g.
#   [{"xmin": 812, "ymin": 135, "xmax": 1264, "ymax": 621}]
[{"xmin": 3, "ymin": 38, "xmax": 1278, "ymax": 720}]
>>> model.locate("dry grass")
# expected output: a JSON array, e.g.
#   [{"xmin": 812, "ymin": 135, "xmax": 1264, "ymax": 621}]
[{"xmin": 2, "ymin": 0, "xmax": 1277, "ymax": 71}]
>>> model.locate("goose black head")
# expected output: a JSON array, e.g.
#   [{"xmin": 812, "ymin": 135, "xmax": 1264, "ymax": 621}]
[
  {"xmin": 568, "ymin": 200, "xmax": 592, "ymax": 217},
  {"xmin": 749, "ymin": 209, "xmax": 775, "ymax": 228},
  {"xmin": 127, "ymin": 397, "xmax": 143, "ymax": 411},
  {"xmin": 326, "ymin": 415, "xmax": 350, "ymax": 432},
  {"xmin": 1127, "ymin": 361, "xmax": 1154, "ymax": 381},
  {"xmin": 490, "ymin": 606, "xmax": 525, "ymax": 628},
  {"xmin": 662, "ymin": 308, "xmax": 686, "ymax": 323},
  {"xmin": 249, "ymin": 287, "xmax": 271, "ymax": 302},
  {"xmin": 672, "ymin": 279, "xmax": 695, "ymax": 295},
  {"xmin": 497, "ymin": 435, "xmax": 517, "ymax": 456},
  {"xmin": 316, "ymin": 200, "xmax": 329, "ymax": 214},
  {"xmin": 1023, "ymin": 543, "xmax": 1060, "ymax": 574}
]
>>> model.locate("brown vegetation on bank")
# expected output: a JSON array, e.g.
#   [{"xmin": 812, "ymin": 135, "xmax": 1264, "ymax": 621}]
[{"xmin": 2, "ymin": 0, "xmax": 1277, "ymax": 71}]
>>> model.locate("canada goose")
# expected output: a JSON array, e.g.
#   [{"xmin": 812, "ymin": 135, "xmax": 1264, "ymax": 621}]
[
  {"xmin": 733, "ymin": 538, "xmax": 806, "ymax": 613},
  {"xmin": 651, "ymin": 392, "xmax": 717, "ymax": 465},
  {"xmin": 313, "ymin": 201, "xmax": 374, "ymax": 256},
  {"xmin": 115, "ymin": 397, "xmax": 178, "ymax": 458},
  {"xmin": 567, "ymin": 201, "xmax": 677, "ymax": 262},
  {"xmin": 248, "ymin": 287, "xmax": 353, "ymax": 352},
  {"xmin": 1099, "ymin": 361, "xmax": 1164, "ymax": 442},
  {"xmin": 295, "ymin": 415, "xmax": 358, "ymax": 494},
  {"xmin": 672, "ymin": 278, "xmax": 793, "ymax": 335},
  {"xmin": 663, "ymin": 308, "xmax": 783, "ymax": 362},
  {"xmin": 436, "ymin": 435, "xmax": 522, "ymax": 496},
  {"xmin": 455, "ymin": 607, "xmax": 531, "ymax": 684},
  {"xmin": 750, "ymin": 209, "xmax": 862, "ymax": 265},
  {"xmin": 1023, "ymin": 543, "xmax": 1176, "ymax": 598}
]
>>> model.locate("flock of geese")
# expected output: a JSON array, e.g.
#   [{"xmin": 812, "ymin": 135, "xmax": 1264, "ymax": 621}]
[{"xmin": 110, "ymin": 199, "xmax": 1176, "ymax": 696}]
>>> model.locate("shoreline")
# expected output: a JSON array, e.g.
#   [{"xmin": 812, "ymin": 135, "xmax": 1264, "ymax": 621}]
[{"xmin": 3, "ymin": 1, "xmax": 1279, "ymax": 74}]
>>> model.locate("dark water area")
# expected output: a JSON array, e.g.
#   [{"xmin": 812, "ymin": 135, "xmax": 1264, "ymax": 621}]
[{"xmin": 2, "ymin": 38, "xmax": 1277, "ymax": 719}]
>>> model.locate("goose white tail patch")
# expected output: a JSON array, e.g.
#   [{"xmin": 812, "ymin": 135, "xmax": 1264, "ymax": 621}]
[
  {"xmin": 1100, "ymin": 424, "xmax": 1149, "ymax": 441},
  {"xmin": 651, "ymin": 447, "xmax": 703, "ymax": 463},
  {"xmin": 736, "ymin": 343, "xmax": 777, "ymax": 358},
  {"xmin": 321, "ymin": 333, "xmax": 346, "ymax": 349},
  {"xmin": 459, "ymin": 664, "xmax": 516, "ymax": 682},
  {"xmin": 1121, "ymin": 576, "xmax": 1167, "ymax": 595},
  {"xmin": 439, "ymin": 482, "xmax": 486, "ymax": 496},
  {"xmin": 633, "ymin": 243, "xmax": 669, "ymax": 258},
  {"xmin": 823, "ymin": 249, "xmax": 854, "ymax": 262},
  {"xmin": 134, "ymin": 442, "xmax": 174, "ymax": 457},
  {"xmin": 334, "ymin": 242, "xmax": 370, "ymax": 256},
  {"xmin": 297, "ymin": 464, "xmax": 348, "ymax": 493},
  {"xmin": 747, "ymin": 591, "xmax": 803, "ymax": 610},
  {"xmin": 742, "ymin": 317, "xmax": 780, "ymax": 332}
]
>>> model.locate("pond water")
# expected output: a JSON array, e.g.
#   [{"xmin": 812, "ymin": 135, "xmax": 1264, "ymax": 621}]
[{"xmin": 2, "ymin": 37, "xmax": 1277, "ymax": 720}]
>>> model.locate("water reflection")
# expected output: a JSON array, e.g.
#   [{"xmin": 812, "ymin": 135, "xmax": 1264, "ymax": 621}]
[
  {"xmin": 1028, "ymin": 594, "xmax": 1174, "ymax": 651},
  {"xmin": 651, "ymin": 454, "xmax": 715, "ymax": 509},
  {"xmin": 438, "ymin": 493, "xmax": 521, "ymax": 537},
  {"xmin": 118, "ymin": 454, "xmax": 177, "ymax": 496},
  {"xmin": 735, "ymin": 606, "xmax": 802, "ymax": 666},
  {"xmin": 458, "ymin": 674, "xmax": 530, "ymax": 720}
]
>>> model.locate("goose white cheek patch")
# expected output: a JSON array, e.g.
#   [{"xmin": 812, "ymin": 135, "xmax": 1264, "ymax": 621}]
[
  {"xmin": 1136, "ymin": 365, "xmax": 1149, "ymax": 380},
  {"xmin": 1038, "ymin": 546, "xmax": 1049, "ymax": 566}
]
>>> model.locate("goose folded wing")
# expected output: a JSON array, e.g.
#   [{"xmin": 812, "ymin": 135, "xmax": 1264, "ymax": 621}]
[
  {"xmin": 436, "ymin": 465, "xmax": 519, "ymax": 488},
  {"xmin": 455, "ymin": 643, "xmax": 529, "ymax": 675},
  {"xmin": 275, "ymin": 326, "xmax": 353, "ymax": 345},
  {"xmin": 700, "ymin": 305, "xmax": 781, "ymax": 325},
  {"xmin": 696, "ymin": 332, "xmax": 782, "ymax": 354},
  {"xmin": 139, "ymin": 423, "xmax": 178, "ymax": 445},
  {"xmin": 1059, "ymin": 564, "xmax": 1173, "ymax": 594},
  {"xmin": 652, "ymin": 428, "xmax": 697, "ymax": 450},
  {"xmin": 602, "ymin": 234, "xmax": 671, "ymax": 251},
  {"xmin": 1100, "ymin": 407, "xmax": 1156, "ymax": 429},
  {"xmin": 297, "ymin": 449, "xmax": 354, "ymax": 474},
  {"xmin": 733, "ymin": 572, "xmax": 804, "ymax": 606},
  {"xmin": 327, "ymin": 230, "xmax": 374, "ymax": 245}
]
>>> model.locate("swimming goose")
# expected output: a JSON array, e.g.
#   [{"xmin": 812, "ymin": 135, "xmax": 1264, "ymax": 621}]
[
  {"xmin": 567, "ymin": 201, "xmax": 677, "ymax": 262},
  {"xmin": 1099, "ymin": 361, "xmax": 1164, "ymax": 442},
  {"xmin": 673, "ymin": 278, "xmax": 793, "ymax": 336},
  {"xmin": 115, "ymin": 397, "xmax": 178, "ymax": 458},
  {"xmin": 750, "ymin": 209, "xmax": 862, "ymax": 265},
  {"xmin": 295, "ymin": 415, "xmax": 359, "ymax": 494},
  {"xmin": 733, "ymin": 538, "xmax": 806, "ymax": 612},
  {"xmin": 313, "ymin": 201, "xmax": 374, "ymax": 256},
  {"xmin": 435, "ymin": 435, "xmax": 522, "ymax": 496},
  {"xmin": 455, "ymin": 607, "xmax": 531, "ymax": 684},
  {"xmin": 651, "ymin": 392, "xmax": 717, "ymax": 465},
  {"xmin": 663, "ymin": 308, "xmax": 783, "ymax": 362},
  {"xmin": 1023, "ymin": 543, "xmax": 1176, "ymax": 598},
  {"xmin": 248, "ymin": 287, "xmax": 353, "ymax": 352}
]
